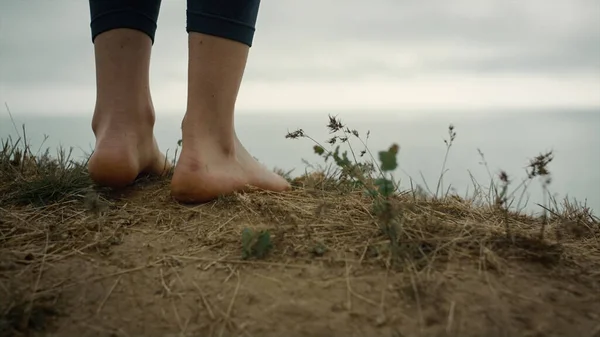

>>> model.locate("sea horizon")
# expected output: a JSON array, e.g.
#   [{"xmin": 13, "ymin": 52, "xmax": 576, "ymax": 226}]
[{"xmin": 2, "ymin": 108, "xmax": 599, "ymax": 215}]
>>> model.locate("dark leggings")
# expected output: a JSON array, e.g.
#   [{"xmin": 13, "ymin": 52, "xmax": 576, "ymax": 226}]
[{"xmin": 89, "ymin": 0, "xmax": 261, "ymax": 47}]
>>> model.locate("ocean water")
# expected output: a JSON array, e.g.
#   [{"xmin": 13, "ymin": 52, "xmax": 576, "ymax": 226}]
[{"xmin": 1, "ymin": 109, "xmax": 599, "ymax": 215}]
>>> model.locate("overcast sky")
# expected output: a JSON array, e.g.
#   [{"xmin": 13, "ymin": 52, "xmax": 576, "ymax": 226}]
[{"xmin": 0, "ymin": 0, "xmax": 599, "ymax": 116}]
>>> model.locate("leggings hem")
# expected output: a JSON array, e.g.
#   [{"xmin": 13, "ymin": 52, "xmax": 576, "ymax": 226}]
[
  {"xmin": 91, "ymin": 9, "xmax": 159, "ymax": 43},
  {"xmin": 186, "ymin": 10, "xmax": 257, "ymax": 47}
]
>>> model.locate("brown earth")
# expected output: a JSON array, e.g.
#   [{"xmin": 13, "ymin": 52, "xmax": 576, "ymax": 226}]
[{"xmin": 1, "ymin": 176, "xmax": 599, "ymax": 337}]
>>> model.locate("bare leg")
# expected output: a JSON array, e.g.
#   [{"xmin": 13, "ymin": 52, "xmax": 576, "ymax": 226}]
[
  {"xmin": 87, "ymin": 29, "xmax": 169, "ymax": 188},
  {"xmin": 170, "ymin": 33, "xmax": 291, "ymax": 203}
]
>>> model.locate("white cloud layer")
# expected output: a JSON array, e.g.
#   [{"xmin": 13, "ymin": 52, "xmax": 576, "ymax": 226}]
[{"xmin": 1, "ymin": 0, "xmax": 599, "ymax": 115}]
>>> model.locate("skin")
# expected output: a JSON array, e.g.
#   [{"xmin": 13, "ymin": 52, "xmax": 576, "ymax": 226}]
[{"xmin": 87, "ymin": 28, "xmax": 291, "ymax": 202}]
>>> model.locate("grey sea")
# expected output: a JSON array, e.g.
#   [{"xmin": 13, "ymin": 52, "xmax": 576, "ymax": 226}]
[{"xmin": 2, "ymin": 109, "xmax": 599, "ymax": 215}]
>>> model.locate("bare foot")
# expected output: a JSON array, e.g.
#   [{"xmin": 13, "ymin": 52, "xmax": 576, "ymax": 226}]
[
  {"xmin": 88, "ymin": 107, "xmax": 170, "ymax": 188},
  {"xmin": 171, "ymin": 121, "xmax": 291, "ymax": 203},
  {"xmin": 171, "ymin": 32, "xmax": 290, "ymax": 203}
]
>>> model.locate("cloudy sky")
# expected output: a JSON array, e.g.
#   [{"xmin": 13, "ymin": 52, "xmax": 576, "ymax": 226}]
[{"xmin": 0, "ymin": 0, "xmax": 599, "ymax": 116}]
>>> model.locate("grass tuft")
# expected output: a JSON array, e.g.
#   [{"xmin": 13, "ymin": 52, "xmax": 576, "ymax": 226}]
[{"xmin": 1, "ymin": 133, "xmax": 93, "ymax": 207}]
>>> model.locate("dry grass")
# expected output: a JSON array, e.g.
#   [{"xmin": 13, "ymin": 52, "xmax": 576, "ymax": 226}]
[{"xmin": 1, "ymin": 119, "xmax": 599, "ymax": 337}]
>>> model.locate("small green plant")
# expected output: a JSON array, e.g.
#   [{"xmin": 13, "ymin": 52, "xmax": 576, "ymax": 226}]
[
  {"xmin": 370, "ymin": 144, "xmax": 402, "ymax": 264},
  {"xmin": 435, "ymin": 124, "xmax": 457, "ymax": 199},
  {"xmin": 287, "ymin": 115, "xmax": 404, "ymax": 263},
  {"xmin": 496, "ymin": 170, "xmax": 512, "ymax": 240},
  {"xmin": 241, "ymin": 227, "xmax": 273, "ymax": 259},
  {"xmin": 310, "ymin": 241, "xmax": 328, "ymax": 257},
  {"xmin": 286, "ymin": 115, "xmax": 388, "ymax": 191},
  {"xmin": 483, "ymin": 149, "xmax": 554, "ymax": 240},
  {"xmin": 527, "ymin": 151, "xmax": 554, "ymax": 239}
]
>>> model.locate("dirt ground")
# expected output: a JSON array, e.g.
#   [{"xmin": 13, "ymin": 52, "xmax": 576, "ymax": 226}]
[{"xmin": 1, "ymin": 177, "xmax": 599, "ymax": 337}]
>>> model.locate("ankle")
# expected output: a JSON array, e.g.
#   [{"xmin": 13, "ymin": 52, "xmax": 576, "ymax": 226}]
[
  {"xmin": 181, "ymin": 112, "xmax": 236, "ymax": 156},
  {"xmin": 92, "ymin": 103, "xmax": 156, "ymax": 135}
]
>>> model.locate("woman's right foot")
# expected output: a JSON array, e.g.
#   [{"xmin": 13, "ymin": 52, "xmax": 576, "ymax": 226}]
[{"xmin": 170, "ymin": 115, "xmax": 290, "ymax": 203}]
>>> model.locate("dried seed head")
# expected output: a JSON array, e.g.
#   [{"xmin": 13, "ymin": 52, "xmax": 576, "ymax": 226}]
[
  {"xmin": 285, "ymin": 129, "xmax": 305, "ymax": 139},
  {"xmin": 499, "ymin": 171, "xmax": 509, "ymax": 183},
  {"xmin": 327, "ymin": 115, "xmax": 344, "ymax": 132}
]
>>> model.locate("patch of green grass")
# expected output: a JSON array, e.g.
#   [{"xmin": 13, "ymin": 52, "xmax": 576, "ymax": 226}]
[
  {"xmin": 241, "ymin": 227, "xmax": 273, "ymax": 260},
  {"xmin": 0, "ymin": 130, "xmax": 93, "ymax": 207}
]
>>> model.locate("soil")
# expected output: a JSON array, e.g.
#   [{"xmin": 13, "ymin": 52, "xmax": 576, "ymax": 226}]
[{"xmin": 1, "ymin": 178, "xmax": 599, "ymax": 337}]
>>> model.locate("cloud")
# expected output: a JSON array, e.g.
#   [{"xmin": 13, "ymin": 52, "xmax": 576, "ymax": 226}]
[
  {"xmin": 251, "ymin": 0, "xmax": 600, "ymax": 77},
  {"xmin": 0, "ymin": 1, "xmax": 94, "ymax": 86},
  {"xmin": 0, "ymin": 0, "xmax": 598, "ymax": 114}
]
